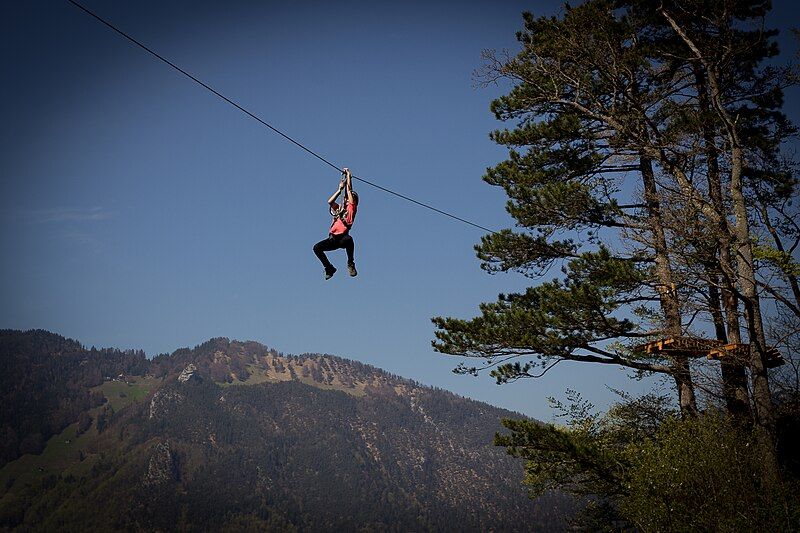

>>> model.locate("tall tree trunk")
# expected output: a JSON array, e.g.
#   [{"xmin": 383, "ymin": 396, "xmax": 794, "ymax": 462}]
[
  {"xmin": 653, "ymin": 10, "xmax": 780, "ymax": 486},
  {"xmin": 640, "ymin": 153, "xmax": 697, "ymax": 416},
  {"xmin": 730, "ymin": 145, "xmax": 775, "ymax": 434},
  {"xmin": 706, "ymin": 269, "xmax": 751, "ymax": 418},
  {"xmin": 695, "ymin": 65, "xmax": 751, "ymax": 420},
  {"xmin": 661, "ymin": 5, "xmax": 775, "ymax": 435}
]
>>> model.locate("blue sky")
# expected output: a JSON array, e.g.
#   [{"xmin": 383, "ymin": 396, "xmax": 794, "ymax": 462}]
[{"xmin": 2, "ymin": 0, "xmax": 799, "ymax": 421}]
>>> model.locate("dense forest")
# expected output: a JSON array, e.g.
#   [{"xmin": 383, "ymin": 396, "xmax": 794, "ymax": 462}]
[
  {"xmin": 0, "ymin": 330, "xmax": 571, "ymax": 531},
  {"xmin": 0, "ymin": 329, "xmax": 149, "ymax": 465}
]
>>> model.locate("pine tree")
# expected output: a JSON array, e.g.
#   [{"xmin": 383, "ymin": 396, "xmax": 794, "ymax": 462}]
[
  {"xmin": 434, "ymin": 0, "xmax": 701, "ymax": 414},
  {"xmin": 433, "ymin": 0, "xmax": 796, "ymax": 434}
]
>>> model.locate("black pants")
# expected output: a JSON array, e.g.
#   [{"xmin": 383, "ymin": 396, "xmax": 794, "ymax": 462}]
[{"xmin": 313, "ymin": 233, "xmax": 354, "ymax": 270}]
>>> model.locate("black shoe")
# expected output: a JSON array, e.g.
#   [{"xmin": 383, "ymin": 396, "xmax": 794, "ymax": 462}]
[
  {"xmin": 325, "ymin": 266, "xmax": 337, "ymax": 280},
  {"xmin": 347, "ymin": 262, "xmax": 357, "ymax": 277}
]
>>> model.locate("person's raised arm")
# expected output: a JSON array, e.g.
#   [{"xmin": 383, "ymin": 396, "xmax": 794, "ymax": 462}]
[
  {"xmin": 344, "ymin": 168, "xmax": 354, "ymax": 204},
  {"xmin": 328, "ymin": 177, "xmax": 345, "ymax": 205}
]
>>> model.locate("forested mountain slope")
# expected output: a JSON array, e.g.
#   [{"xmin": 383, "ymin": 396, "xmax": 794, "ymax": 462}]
[{"xmin": 0, "ymin": 330, "xmax": 571, "ymax": 531}]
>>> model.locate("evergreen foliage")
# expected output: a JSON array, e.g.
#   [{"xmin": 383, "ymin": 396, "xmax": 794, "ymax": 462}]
[
  {"xmin": 433, "ymin": 0, "xmax": 799, "ymax": 421},
  {"xmin": 0, "ymin": 329, "xmax": 148, "ymax": 464},
  {"xmin": 622, "ymin": 413, "xmax": 797, "ymax": 531},
  {"xmin": 496, "ymin": 391, "xmax": 799, "ymax": 530},
  {"xmin": 432, "ymin": 0, "xmax": 800, "ymax": 528}
]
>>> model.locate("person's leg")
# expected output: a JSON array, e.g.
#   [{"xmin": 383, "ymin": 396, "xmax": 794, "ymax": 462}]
[
  {"xmin": 340, "ymin": 234, "xmax": 355, "ymax": 265},
  {"xmin": 313, "ymin": 237, "xmax": 337, "ymax": 272},
  {"xmin": 340, "ymin": 234, "xmax": 357, "ymax": 276}
]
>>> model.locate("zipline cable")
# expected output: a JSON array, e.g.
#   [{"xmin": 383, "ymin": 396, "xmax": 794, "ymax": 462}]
[{"xmin": 66, "ymin": 0, "xmax": 497, "ymax": 234}]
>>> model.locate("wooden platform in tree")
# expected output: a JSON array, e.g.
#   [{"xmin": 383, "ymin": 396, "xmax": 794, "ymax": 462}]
[
  {"xmin": 637, "ymin": 337, "xmax": 723, "ymax": 358},
  {"xmin": 637, "ymin": 337, "xmax": 786, "ymax": 367},
  {"xmin": 707, "ymin": 343, "xmax": 786, "ymax": 368},
  {"xmin": 707, "ymin": 343, "xmax": 749, "ymax": 361}
]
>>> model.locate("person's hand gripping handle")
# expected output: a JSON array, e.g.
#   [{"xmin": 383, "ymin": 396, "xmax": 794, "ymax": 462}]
[{"xmin": 342, "ymin": 168, "xmax": 353, "ymax": 202}]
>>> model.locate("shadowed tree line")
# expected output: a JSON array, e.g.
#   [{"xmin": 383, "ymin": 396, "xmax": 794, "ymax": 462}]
[{"xmin": 0, "ymin": 329, "xmax": 148, "ymax": 464}]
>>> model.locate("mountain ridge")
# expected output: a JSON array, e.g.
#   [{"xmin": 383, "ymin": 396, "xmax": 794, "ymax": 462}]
[{"xmin": 0, "ymin": 329, "xmax": 571, "ymax": 531}]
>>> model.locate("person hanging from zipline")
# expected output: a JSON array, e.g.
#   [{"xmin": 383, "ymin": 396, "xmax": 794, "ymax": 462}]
[{"xmin": 313, "ymin": 168, "xmax": 359, "ymax": 279}]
